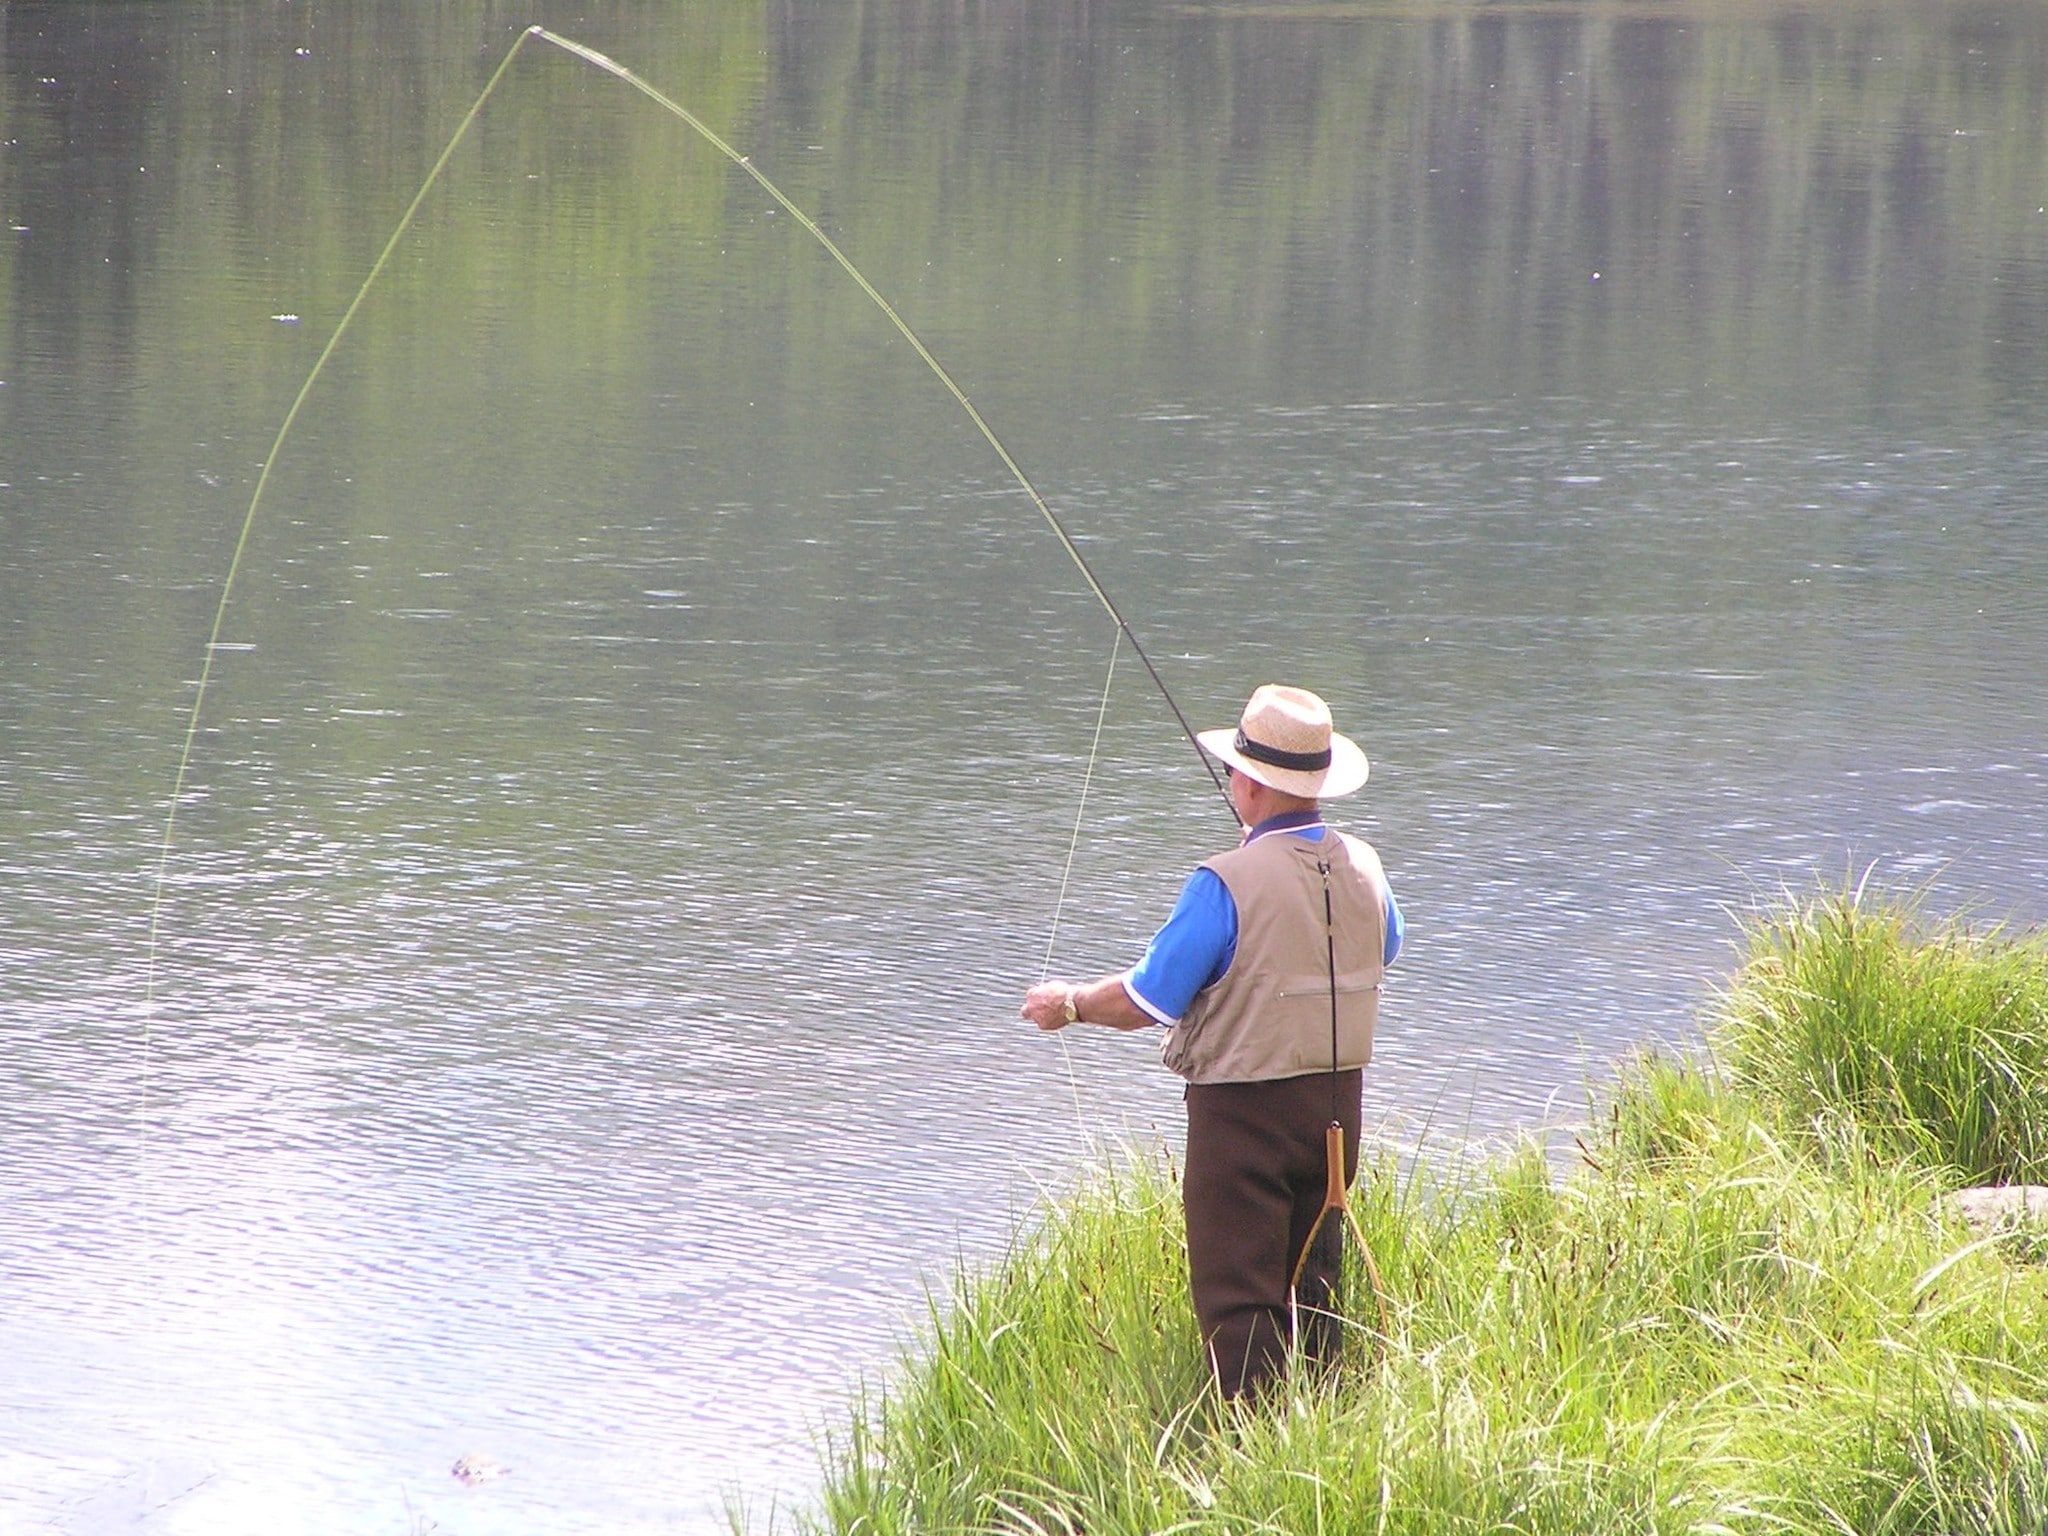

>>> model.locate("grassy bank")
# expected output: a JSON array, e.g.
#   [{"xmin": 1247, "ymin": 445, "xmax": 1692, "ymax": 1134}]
[{"xmin": 799, "ymin": 889, "xmax": 2048, "ymax": 1535}]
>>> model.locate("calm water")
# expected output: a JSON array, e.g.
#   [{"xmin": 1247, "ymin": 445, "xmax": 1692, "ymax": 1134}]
[{"xmin": 4, "ymin": 1, "xmax": 2047, "ymax": 1530}]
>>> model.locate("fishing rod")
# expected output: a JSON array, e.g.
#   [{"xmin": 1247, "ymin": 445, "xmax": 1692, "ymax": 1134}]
[
  {"xmin": 522, "ymin": 27, "xmax": 1236, "ymax": 820},
  {"xmin": 145, "ymin": 23, "xmax": 1242, "ymax": 1017}
]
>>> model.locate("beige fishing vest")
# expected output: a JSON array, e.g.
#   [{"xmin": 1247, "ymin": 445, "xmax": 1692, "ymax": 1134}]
[{"xmin": 1159, "ymin": 828, "xmax": 1389, "ymax": 1086}]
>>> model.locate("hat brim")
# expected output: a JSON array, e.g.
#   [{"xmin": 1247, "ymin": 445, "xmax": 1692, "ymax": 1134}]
[{"xmin": 1197, "ymin": 726, "xmax": 1370, "ymax": 799}]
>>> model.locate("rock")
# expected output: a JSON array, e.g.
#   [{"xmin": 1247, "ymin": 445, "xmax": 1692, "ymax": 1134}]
[
  {"xmin": 450, "ymin": 1452, "xmax": 510, "ymax": 1486},
  {"xmin": 1947, "ymin": 1185, "xmax": 2048, "ymax": 1232}
]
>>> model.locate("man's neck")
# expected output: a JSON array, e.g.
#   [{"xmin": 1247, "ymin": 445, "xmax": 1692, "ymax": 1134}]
[
  {"xmin": 1236, "ymin": 781, "xmax": 1323, "ymax": 843},
  {"xmin": 1241, "ymin": 783, "xmax": 1320, "ymax": 824}
]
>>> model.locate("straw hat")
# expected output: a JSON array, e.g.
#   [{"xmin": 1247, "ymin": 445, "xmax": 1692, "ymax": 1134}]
[{"xmin": 1196, "ymin": 684, "xmax": 1369, "ymax": 800}]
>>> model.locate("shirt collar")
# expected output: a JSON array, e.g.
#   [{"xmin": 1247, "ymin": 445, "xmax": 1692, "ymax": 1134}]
[{"xmin": 1243, "ymin": 808, "xmax": 1325, "ymax": 843}]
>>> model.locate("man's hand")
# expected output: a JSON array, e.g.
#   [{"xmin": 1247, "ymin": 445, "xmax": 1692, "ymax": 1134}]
[
  {"xmin": 1021, "ymin": 981, "xmax": 1078, "ymax": 1032},
  {"xmin": 1020, "ymin": 977, "xmax": 1158, "ymax": 1033}
]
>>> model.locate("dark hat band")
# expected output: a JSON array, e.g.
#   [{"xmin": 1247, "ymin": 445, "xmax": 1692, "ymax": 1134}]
[{"xmin": 1234, "ymin": 728, "xmax": 1331, "ymax": 773}]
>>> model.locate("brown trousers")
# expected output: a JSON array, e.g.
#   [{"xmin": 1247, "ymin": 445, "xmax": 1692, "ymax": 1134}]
[{"xmin": 1183, "ymin": 1068, "xmax": 1362, "ymax": 1399}]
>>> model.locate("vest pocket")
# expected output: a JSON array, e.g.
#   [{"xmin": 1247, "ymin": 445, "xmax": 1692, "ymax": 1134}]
[
  {"xmin": 1269, "ymin": 976, "xmax": 1380, "ymax": 1075},
  {"xmin": 1164, "ymin": 972, "xmax": 1383, "ymax": 1083}
]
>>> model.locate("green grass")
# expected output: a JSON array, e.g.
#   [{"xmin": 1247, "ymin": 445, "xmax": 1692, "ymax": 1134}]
[
  {"xmin": 1712, "ymin": 885, "xmax": 2048, "ymax": 1186},
  {"xmin": 790, "ymin": 887, "xmax": 2048, "ymax": 1535}
]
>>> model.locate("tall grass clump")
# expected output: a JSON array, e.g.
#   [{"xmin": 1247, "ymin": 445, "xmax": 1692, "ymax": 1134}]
[
  {"xmin": 1715, "ymin": 884, "xmax": 2048, "ymax": 1184},
  {"xmin": 802, "ymin": 1099, "xmax": 2048, "ymax": 1533},
  {"xmin": 795, "ymin": 892, "xmax": 2048, "ymax": 1535}
]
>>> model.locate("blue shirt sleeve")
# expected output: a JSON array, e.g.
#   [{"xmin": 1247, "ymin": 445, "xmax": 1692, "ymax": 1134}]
[
  {"xmin": 1384, "ymin": 888, "xmax": 1404, "ymax": 967},
  {"xmin": 1124, "ymin": 867, "xmax": 1237, "ymax": 1025}
]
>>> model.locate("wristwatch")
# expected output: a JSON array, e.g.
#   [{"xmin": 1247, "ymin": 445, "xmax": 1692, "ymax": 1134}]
[{"xmin": 1062, "ymin": 986, "xmax": 1080, "ymax": 1026}]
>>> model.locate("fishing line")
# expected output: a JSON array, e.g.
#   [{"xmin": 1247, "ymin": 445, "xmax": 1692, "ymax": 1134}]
[
  {"xmin": 141, "ymin": 31, "xmax": 535, "ymax": 1025},
  {"xmin": 141, "ymin": 27, "xmax": 1214, "ymax": 1226},
  {"xmin": 132, "ymin": 36, "xmax": 540, "ymax": 1326},
  {"xmin": 1041, "ymin": 632, "xmax": 1121, "ymax": 980},
  {"xmin": 144, "ymin": 23, "xmax": 1226, "ymax": 1016},
  {"xmin": 515, "ymin": 25, "xmax": 1238, "ymax": 1141},
  {"xmin": 124, "ymin": 15, "xmax": 540, "ymax": 1446},
  {"xmin": 1040, "ymin": 629, "xmax": 1123, "ymax": 1134}
]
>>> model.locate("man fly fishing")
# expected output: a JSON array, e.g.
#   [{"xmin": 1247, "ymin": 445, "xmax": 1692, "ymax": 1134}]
[{"xmin": 1021, "ymin": 683, "xmax": 1402, "ymax": 1401}]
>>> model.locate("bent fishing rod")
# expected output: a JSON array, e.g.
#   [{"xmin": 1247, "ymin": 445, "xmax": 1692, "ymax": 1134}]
[
  {"xmin": 523, "ymin": 27, "xmax": 1235, "ymax": 819},
  {"xmin": 147, "ymin": 25, "xmax": 1240, "ymax": 1017}
]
